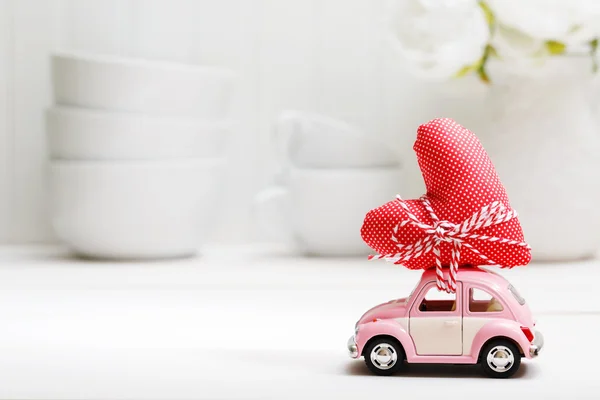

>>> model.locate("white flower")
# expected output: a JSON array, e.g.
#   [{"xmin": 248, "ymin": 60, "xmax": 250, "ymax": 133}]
[
  {"xmin": 488, "ymin": 0, "xmax": 600, "ymax": 46},
  {"xmin": 388, "ymin": 0, "xmax": 490, "ymax": 80}
]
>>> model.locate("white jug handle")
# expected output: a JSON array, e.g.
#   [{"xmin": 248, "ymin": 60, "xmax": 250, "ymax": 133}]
[
  {"xmin": 271, "ymin": 111, "xmax": 302, "ymax": 181},
  {"xmin": 253, "ymin": 186, "xmax": 294, "ymax": 244}
]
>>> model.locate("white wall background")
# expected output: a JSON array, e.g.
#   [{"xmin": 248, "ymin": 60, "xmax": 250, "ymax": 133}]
[{"xmin": 0, "ymin": 0, "xmax": 484, "ymax": 244}]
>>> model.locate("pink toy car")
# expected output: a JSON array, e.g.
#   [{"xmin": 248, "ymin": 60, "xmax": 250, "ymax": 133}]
[{"xmin": 348, "ymin": 266, "xmax": 543, "ymax": 378}]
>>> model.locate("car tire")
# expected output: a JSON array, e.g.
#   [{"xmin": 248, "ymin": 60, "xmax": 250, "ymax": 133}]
[
  {"xmin": 364, "ymin": 337, "xmax": 405, "ymax": 376},
  {"xmin": 480, "ymin": 339, "xmax": 521, "ymax": 378}
]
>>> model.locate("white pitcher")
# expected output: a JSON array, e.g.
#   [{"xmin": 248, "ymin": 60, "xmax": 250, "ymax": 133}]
[{"xmin": 482, "ymin": 58, "xmax": 600, "ymax": 261}]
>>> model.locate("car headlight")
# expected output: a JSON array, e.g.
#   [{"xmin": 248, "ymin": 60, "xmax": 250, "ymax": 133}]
[{"xmin": 354, "ymin": 323, "xmax": 360, "ymax": 335}]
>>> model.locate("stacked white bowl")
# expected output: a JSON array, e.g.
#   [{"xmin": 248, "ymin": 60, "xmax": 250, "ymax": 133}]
[{"xmin": 48, "ymin": 53, "xmax": 236, "ymax": 260}]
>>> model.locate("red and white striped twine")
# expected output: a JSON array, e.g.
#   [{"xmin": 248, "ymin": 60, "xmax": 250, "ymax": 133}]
[{"xmin": 368, "ymin": 195, "xmax": 530, "ymax": 293}]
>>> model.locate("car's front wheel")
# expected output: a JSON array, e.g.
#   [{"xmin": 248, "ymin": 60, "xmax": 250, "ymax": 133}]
[
  {"xmin": 364, "ymin": 337, "xmax": 405, "ymax": 376},
  {"xmin": 480, "ymin": 339, "xmax": 521, "ymax": 378}
]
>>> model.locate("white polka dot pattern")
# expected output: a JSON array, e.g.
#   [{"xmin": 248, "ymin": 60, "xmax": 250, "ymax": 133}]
[{"xmin": 361, "ymin": 118, "xmax": 531, "ymax": 273}]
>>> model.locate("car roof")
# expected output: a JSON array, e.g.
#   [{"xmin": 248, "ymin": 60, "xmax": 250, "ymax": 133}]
[{"xmin": 420, "ymin": 266, "xmax": 510, "ymax": 292}]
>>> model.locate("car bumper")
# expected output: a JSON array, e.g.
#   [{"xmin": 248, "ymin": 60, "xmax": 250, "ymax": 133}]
[
  {"xmin": 529, "ymin": 330, "xmax": 544, "ymax": 358},
  {"xmin": 347, "ymin": 336, "xmax": 358, "ymax": 358}
]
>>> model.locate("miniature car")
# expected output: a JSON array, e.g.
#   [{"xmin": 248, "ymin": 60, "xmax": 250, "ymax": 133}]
[{"xmin": 347, "ymin": 266, "xmax": 543, "ymax": 378}]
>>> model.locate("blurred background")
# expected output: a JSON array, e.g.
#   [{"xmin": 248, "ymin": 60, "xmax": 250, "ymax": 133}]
[
  {"xmin": 0, "ymin": 0, "xmax": 500, "ymax": 259},
  {"xmin": 3, "ymin": 0, "xmax": 597, "ymax": 262},
  {"xmin": 0, "ymin": 0, "xmax": 598, "ymax": 260}
]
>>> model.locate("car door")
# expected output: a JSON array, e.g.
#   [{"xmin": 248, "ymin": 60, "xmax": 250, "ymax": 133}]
[
  {"xmin": 409, "ymin": 281, "xmax": 462, "ymax": 355},
  {"xmin": 462, "ymin": 285, "xmax": 508, "ymax": 356}
]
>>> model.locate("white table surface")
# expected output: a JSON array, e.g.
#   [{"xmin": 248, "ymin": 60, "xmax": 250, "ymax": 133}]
[{"xmin": 0, "ymin": 246, "xmax": 599, "ymax": 399}]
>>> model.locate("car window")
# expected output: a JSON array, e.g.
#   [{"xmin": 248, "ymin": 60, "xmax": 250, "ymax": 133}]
[
  {"xmin": 469, "ymin": 287, "xmax": 503, "ymax": 312},
  {"xmin": 508, "ymin": 284, "xmax": 526, "ymax": 305},
  {"xmin": 418, "ymin": 285, "xmax": 456, "ymax": 312}
]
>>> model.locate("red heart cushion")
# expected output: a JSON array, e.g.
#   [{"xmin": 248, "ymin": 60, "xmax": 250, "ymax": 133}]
[{"xmin": 361, "ymin": 118, "xmax": 531, "ymax": 271}]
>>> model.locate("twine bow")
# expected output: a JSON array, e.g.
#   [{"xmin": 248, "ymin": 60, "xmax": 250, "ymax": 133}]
[{"xmin": 368, "ymin": 195, "xmax": 530, "ymax": 293}]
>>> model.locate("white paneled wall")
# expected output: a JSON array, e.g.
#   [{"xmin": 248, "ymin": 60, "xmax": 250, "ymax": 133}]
[{"xmin": 0, "ymin": 0, "xmax": 461, "ymax": 244}]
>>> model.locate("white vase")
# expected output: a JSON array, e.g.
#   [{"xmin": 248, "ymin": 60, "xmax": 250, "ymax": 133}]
[{"xmin": 480, "ymin": 58, "xmax": 600, "ymax": 261}]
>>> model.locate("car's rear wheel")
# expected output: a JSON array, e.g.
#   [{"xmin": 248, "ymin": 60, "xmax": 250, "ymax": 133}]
[
  {"xmin": 364, "ymin": 337, "xmax": 404, "ymax": 376},
  {"xmin": 480, "ymin": 339, "xmax": 521, "ymax": 378}
]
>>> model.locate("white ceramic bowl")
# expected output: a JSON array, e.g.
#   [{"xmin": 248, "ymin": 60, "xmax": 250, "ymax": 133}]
[
  {"xmin": 50, "ymin": 159, "xmax": 225, "ymax": 259},
  {"xmin": 254, "ymin": 167, "xmax": 402, "ymax": 256},
  {"xmin": 273, "ymin": 110, "xmax": 401, "ymax": 168},
  {"xmin": 52, "ymin": 52, "xmax": 236, "ymax": 118},
  {"xmin": 47, "ymin": 106, "xmax": 231, "ymax": 160}
]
